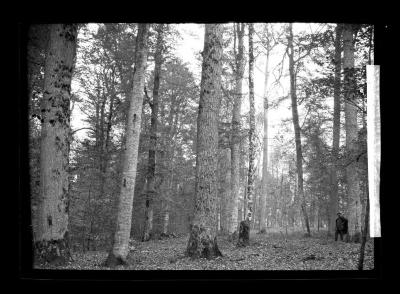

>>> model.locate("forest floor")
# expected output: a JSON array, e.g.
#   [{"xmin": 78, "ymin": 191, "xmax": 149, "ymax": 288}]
[{"xmin": 37, "ymin": 229, "xmax": 374, "ymax": 270}]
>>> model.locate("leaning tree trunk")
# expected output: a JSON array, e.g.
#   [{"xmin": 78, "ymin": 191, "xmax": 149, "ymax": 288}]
[
  {"xmin": 34, "ymin": 24, "xmax": 78, "ymax": 265},
  {"xmin": 186, "ymin": 24, "xmax": 223, "ymax": 259},
  {"xmin": 104, "ymin": 24, "xmax": 149, "ymax": 267},
  {"xmin": 343, "ymin": 24, "xmax": 362, "ymax": 243},
  {"xmin": 143, "ymin": 24, "xmax": 164, "ymax": 242},
  {"xmin": 228, "ymin": 23, "xmax": 245, "ymax": 237},
  {"xmin": 260, "ymin": 44, "xmax": 270, "ymax": 234},
  {"xmin": 238, "ymin": 23, "xmax": 256, "ymax": 247},
  {"xmin": 328, "ymin": 24, "xmax": 343, "ymax": 237},
  {"xmin": 288, "ymin": 23, "xmax": 311, "ymax": 237}
]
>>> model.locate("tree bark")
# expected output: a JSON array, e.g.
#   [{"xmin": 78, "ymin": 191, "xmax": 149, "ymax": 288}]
[
  {"xmin": 287, "ymin": 23, "xmax": 311, "ymax": 236},
  {"xmin": 228, "ymin": 23, "xmax": 245, "ymax": 237},
  {"xmin": 143, "ymin": 24, "xmax": 164, "ymax": 242},
  {"xmin": 343, "ymin": 24, "xmax": 362, "ymax": 243},
  {"xmin": 238, "ymin": 23, "xmax": 256, "ymax": 246},
  {"xmin": 260, "ymin": 41, "xmax": 270, "ymax": 234},
  {"xmin": 104, "ymin": 24, "xmax": 149, "ymax": 267},
  {"xmin": 186, "ymin": 24, "xmax": 223, "ymax": 259},
  {"xmin": 219, "ymin": 148, "xmax": 231, "ymax": 232},
  {"xmin": 35, "ymin": 24, "xmax": 78, "ymax": 265},
  {"xmin": 328, "ymin": 24, "xmax": 343, "ymax": 237},
  {"xmin": 245, "ymin": 22, "xmax": 256, "ymax": 223},
  {"xmin": 358, "ymin": 188, "xmax": 369, "ymax": 270}
]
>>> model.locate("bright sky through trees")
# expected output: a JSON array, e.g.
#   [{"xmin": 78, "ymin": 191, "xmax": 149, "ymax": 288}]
[{"xmin": 70, "ymin": 23, "xmax": 336, "ymax": 171}]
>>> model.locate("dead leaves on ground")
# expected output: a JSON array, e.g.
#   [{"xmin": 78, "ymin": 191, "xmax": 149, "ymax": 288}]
[{"xmin": 36, "ymin": 230, "xmax": 374, "ymax": 270}]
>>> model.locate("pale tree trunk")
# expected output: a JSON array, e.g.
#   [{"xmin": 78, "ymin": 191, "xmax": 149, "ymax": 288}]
[
  {"xmin": 259, "ymin": 44, "xmax": 270, "ymax": 234},
  {"xmin": 143, "ymin": 24, "xmax": 164, "ymax": 242},
  {"xmin": 104, "ymin": 24, "xmax": 149, "ymax": 266},
  {"xmin": 238, "ymin": 23, "xmax": 256, "ymax": 247},
  {"xmin": 35, "ymin": 24, "xmax": 78, "ymax": 265},
  {"xmin": 288, "ymin": 23, "xmax": 311, "ymax": 236},
  {"xmin": 329, "ymin": 24, "xmax": 343, "ymax": 237},
  {"xmin": 343, "ymin": 24, "xmax": 362, "ymax": 243},
  {"xmin": 186, "ymin": 24, "xmax": 223, "ymax": 259},
  {"xmin": 228, "ymin": 23, "xmax": 245, "ymax": 237}
]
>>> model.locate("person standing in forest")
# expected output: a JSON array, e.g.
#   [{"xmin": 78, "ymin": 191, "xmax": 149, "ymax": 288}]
[{"xmin": 335, "ymin": 212, "xmax": 348, "ymax": 241}]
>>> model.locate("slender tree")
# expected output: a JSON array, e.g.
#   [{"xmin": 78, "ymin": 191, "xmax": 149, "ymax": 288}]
[
  {"xmin": 287, "ymin": 23, "xmax": 311, "ymax": 236},
  {"xmin": 343, "ymin": 23, "xmax": 362, "ymax": 243},
  {"xmin": 186, "ymin": 24, "xmax": 223, "ymax": 258},
  {"xmin": 228, "ymin": 23, "xmax": 245, "ymax": 237},
  {"xmin": 237, "ymin": 23, "xmax": 256, "ymax": 247},
  {"xmin": 34, "ymin": 24, "xmax": 78, "ymax": 265},
  {"xmin": 246, "ymin": 22, "xmax": 256, "ymax": 223},
  {"xmin": 142, "ymin": 24, "xmax": 165, "ymax": 241},
  {"xmin": 260, "ymin": 28, "xmax": 271, "ymax": 234},
  {"xmin": 328, "ymin": 23, "xmax": 343, "ymax": 236},
  {"xmin": 104, "ymin": 24, "xmax": 150, "ymax": 266}
]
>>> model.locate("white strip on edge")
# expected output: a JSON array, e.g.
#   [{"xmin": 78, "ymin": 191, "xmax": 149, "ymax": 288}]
[{"xmin": 367, "ymin": 64, "xmax": 381, "ymax": 238}]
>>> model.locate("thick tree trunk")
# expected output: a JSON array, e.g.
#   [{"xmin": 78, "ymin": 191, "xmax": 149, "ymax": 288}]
[
  {"xmin": 288, "ymin": 23, "xmax": 311, "ymax": 236},
  {"xmin": 343, "ymin": 24, "xmax": 362, "ymax": 243},
  {"xmin": 186, "ymin": 24, "xmax": 223, "ymax": 259},
  {"xmin": 143, "ymin": 24, "xmax": 164, "ymax": 242},
  {"xmin": 328, "ymin": 24, "xmax": 343, "ymax": 237},
  {"xmin": 35, "ymin": 24, "xmax": 78, "ymax": 265},
  {"xmin": 260, "ymin": 47, "xmax": 270, "ymax": 234},
  {"xmin": 228, "ymin": 23, "xmax": 245, "ymax": 237},
  {"xmin": 104, "ymin": 24, "xmax": 149, "ymax": 267}
]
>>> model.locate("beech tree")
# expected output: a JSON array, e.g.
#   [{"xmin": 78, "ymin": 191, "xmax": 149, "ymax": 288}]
[
  {"xmin": 104, "ymin": 23, "xmax": 150, "ymax": 266},
  {"xmin": 287, "ymin": 23, "xmax": 311, "ymax": 236},
  {"xmin": 142, "ymin": 24, "xmax": 165, "ymax": 241},
  {"xmin": 343, "ymin": 24, "xmax": 362, "ymax": 243},
  {"xmin": 328, "ymin": 23, "xmax": 343, "ymax": 236},
  {"xmin": 186, "ymin": 24, "xmax": 223, "ymax": 258},
  {"xmin": 34, "ymin": 24, "xmax": 78, "ymax": 265},
  {"xmin": 237, "ymin": 23, "xmax": 256, "ymax": 247},
  {"xmin": 228, "ymin": 23, "xmax": 245, "ymax": 237}
]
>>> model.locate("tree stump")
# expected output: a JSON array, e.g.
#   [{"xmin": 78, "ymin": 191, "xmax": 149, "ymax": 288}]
[{"xmin": 237, "ymin": 220, "xmax": 250, "ymax": 247}]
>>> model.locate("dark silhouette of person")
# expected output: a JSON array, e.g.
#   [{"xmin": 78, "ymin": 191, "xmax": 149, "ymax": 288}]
[{"xmin": 335, "ymin": 212, "xmax": 348, "ymax": 241}]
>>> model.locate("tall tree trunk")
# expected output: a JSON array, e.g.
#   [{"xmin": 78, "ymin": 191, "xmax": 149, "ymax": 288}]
[
  {"xmin": 287, "ymin": 23, "xmax": 311, "ymax": 236},
  {"xmin": 186, "ymin": 24, "xmax": 223, "ymax": 259},
  {"xmin": 343, "ymin": 24, "xmax": 362, "ymax": 243},
  {"xmin": 328, "ymin": 24, "xmax": 343, "ymax": 237},
  {"xmin": 228, "ymin": 23, "xmax": 245, "ymax": 236},
  {"xmin": 238, "ymin": 23, "xmax": 255, "ymax": 247},
  {"xmin": 246, "ymin": 22, "xmax": 256, "ymax": 222},
  {"xmin": 260, "ymin": 45, "xmax": 270, "ymax": 234},
  {"xmin": 143, "ymin": 24, "xmax": 164, "ymax": 242},
  {"xmin": 35, "ymin": 24, "xmax": 78, "ymax": 265},
  {"xmin": 104, "ymin": 24, "xmax": 149, "ymax": 266}
]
